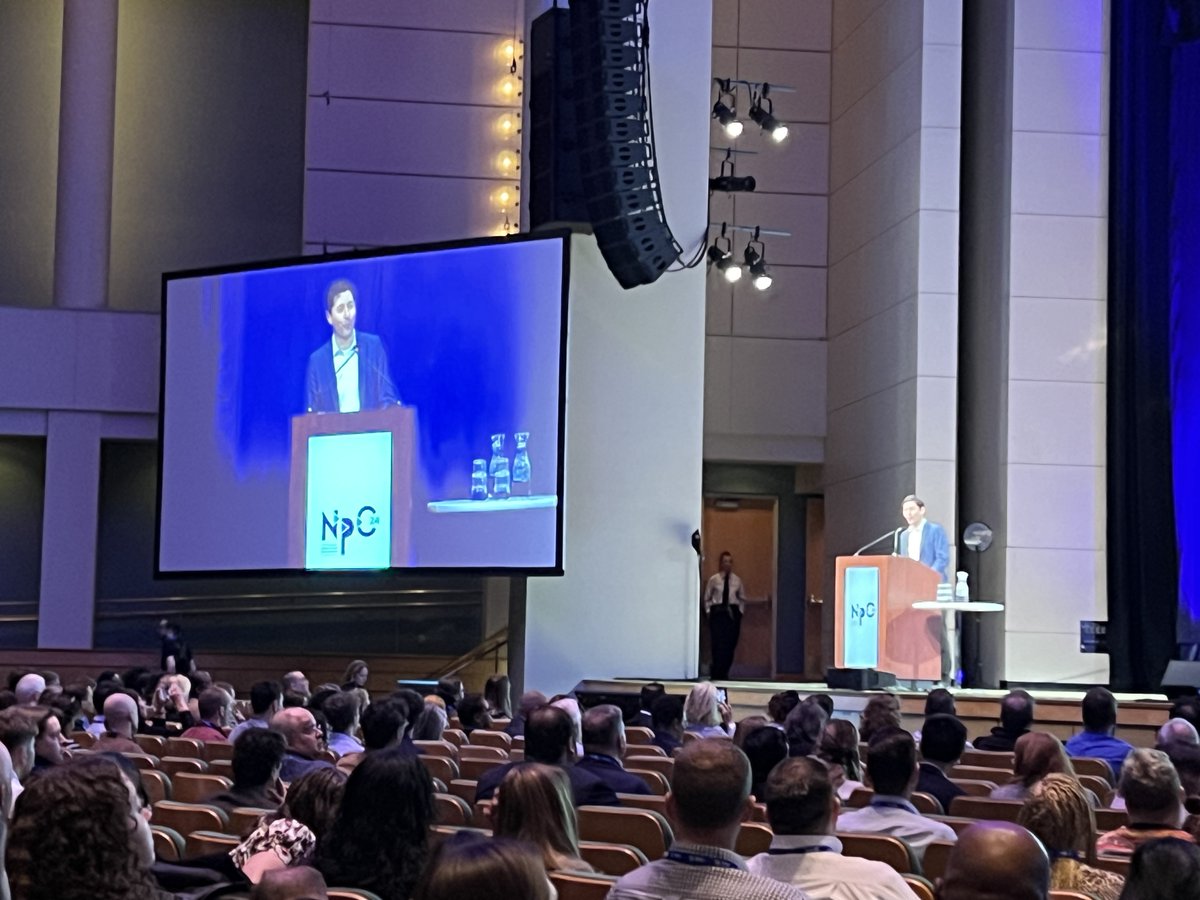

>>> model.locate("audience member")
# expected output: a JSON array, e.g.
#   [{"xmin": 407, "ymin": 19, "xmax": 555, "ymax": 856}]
[
  {"xmin": 1017, "ymin": 774, "xmax": 1124, "ymax": 900},
  {"xmin": 411, "ymin": 702, "xmax": 448, "ymax": 741},
  {"xmin": 492, "ymin": 763, "xmax": 593, "ymax": 872},
  {"xmin": 457, "ymin": 693, "xmax": 493, "ymax": 736},
  {"xmin": 912, "ymin": 686, "xmax": 957, "ymax": 743},
  {"xmin": 551, "ymin": 696, "xmax": 585, "ymax": 757},
  {"xmin": 608, "ymin": 740, "xmax": 807, "ymax": 899},
  {"xmin": 86, "ymin": 679, "xmax": 122, "ymax": 736},
  {"xmin": 230, "ymin": 680, "xmax": 283, "ymax": 743},
  {"xmin": 337, "ymin": 696, "xmax": 413, "ymax": 775},
  {"xmin": 435, "ymin": 676, "xmax": 464, "ymax": 716},
  {"xmin": 504, "ymin": 689, "xmax": 547, "ymax": 738},
  {"xmin": 634, "ymin": 682, "xmax": 667, "ymax": 728},
  {"xmin": 1066, "ymin": 687, "xmax": 1134, "ymax": 779},
  {"xmin": 743, "ymin": 723, "xmax": 788, "ymax": 799},
  {"xmin": 1158, "ymin": 716, "xmax": 1200, "ymax": 748},
  {"xmin": 857, "ymin": 693, "xmax": 901, "ymax": 744},
  {"xmin": 1170, "ymin": 694, "xmax": 1200, "ymax": 733},
  {"xmin": 732, "ymin": 714, "xmax": 769, "ymax": 748},
  {"xmin": 322, "ymin": 691, "xmax": 363, "ymax": 758},
  {"xmin": 6, "ymin": 755, "xmax": 160, "ymax": 900},
  {"xmin": 683, "ymin": 682, "xmax": 733, "ymax": 738},
  {"xmin": 251, "ymin": 866, "xmax": 330, "ymax": 900},
  {"xmin": 836, "ymin": 728, "xmax": 956, "ymax": 862},
  {"xmin": 29, "ymin": 706, "xmax": 66, "ymax": 770},
  {"xmin": 317, "ymin": 748, "xmax": 434, "ymax": 900},
  {"xmin": 784, "ymin": 695, "xmax": 828, "ymax": 757},
  {"xmin": 475, "ymin": 705, "xmax": 618, "ymax": 806},
  {"xmin": 282, "ymin": 671, "xmax": 311, "ymax": 707},
  {"xmin": 145, "ymin": 673, "xmax": 196, "ymax": 733},
  {"xmin": 1098, "ymin": 748, "xmax": 1193, "ymax": 855},
  {"xmin": 578, "ymin": 703, "xmax": 652, "ymax": 795},
  {"xmin": 0, "ymin": 740, "xmax": 11, "ymax": 889},
  {"xmin": 13, "ymin": 674, "xmax": 44, "ymax": 708},
  {"xmin": 917, "ymin": 713, "xmax": 968, "ymax": 813},
  {"xmin": 92, "ymin": 691, "xmax": 143, "ymax": 753},
  {"xmin": 651, "ymin": 694, "xmax": 685, "ymax": 755},
  {"xmin": 1117, "ymin": 837, "xmax": 1200, "ymax": 900},
  {"xmin": 181, "ymin": 687, "xmax": 232, "ymax": 742},
  {"xmin": 746, "ymin": 756, "xmax": 915, "ymax": 899},
  {"xmin": 937, "ymin": 821, "xmax": 1050, "ymax": 900},
  {"xmin": 411, "ymin": 833, "xmax": 555, "ymax": 900},
  {"xmin": 233, "ymin": 765, "xmax": 346, "ymax": 883},
  {"xmin": 341, "ymin": 659, "xmax": 369, "ymax": 691},
  {"xmin": 212, "ymin": 728, "xmax": 288, "ymax": 812},
  {"xmin": 817, "ymin": 718, "xmax": 865, "ymax": 801},
  {"xmin": 768, "ymin": 689, "xmax": 800, "ymax": 729},
  {"xmin": 810, "ymin": 693, "xmax": 835, "ymax": 718},
  {"xmin": 273, "ymin": 707, "xmax": 333, "ymax": 783},
  {"xmin": 990, "ymin": 732, "xmax": 1099, "ymax": 806},
  {"xmin": 390, "ymin": 687, "xmax": 425, "ymax": 750},
  {"xmin": 0, "ymin": 707, "xmax": 37, "ymax": 809},
  {"xmin": 974, "ymin": 689, "xmax": 1036, "ymax": 752},
  {"xmin": 484, "ymin": 674, "xmax": 514, "ymax": 721}
]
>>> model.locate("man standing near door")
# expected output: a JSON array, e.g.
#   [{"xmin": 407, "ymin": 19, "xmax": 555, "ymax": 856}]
[{"xmin": 704, "ymin": 551, "xmax": 746, "ymax": 680}]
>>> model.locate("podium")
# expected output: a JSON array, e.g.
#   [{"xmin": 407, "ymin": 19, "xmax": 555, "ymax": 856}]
[
  {"xmin": 834, "ymin": 555, "xmax": 941, "ymax": 681},
  {"xmin": 287, "ymin": 406, "xmax": 414, "ymax": 569}
]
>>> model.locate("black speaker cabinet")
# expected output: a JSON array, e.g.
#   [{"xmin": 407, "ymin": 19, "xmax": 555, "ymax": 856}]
[{"xmin": 825, "ymin": 668, "xmax": 898, "ymax": 691}]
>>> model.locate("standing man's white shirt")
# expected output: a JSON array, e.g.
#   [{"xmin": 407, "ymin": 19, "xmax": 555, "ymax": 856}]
[
  {"xmin": 332, "ymin": 332, "xmax": 360, "ymax": 413},
  {"xmin": 704, "ymin": 570, "xmax": 746, "ymax": 613},
  {"xmin": 907, "ymin": 518, "xmax": 925, "ymax": 562},
  {"xmin": 746, "ymin": 834, "xmax": 916, "ymax": 900}
]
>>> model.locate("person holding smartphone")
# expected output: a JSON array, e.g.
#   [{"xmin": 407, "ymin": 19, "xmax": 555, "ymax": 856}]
[{"xmin": 704, "ymin": 551, "xmax": 746, "ymax": 680}]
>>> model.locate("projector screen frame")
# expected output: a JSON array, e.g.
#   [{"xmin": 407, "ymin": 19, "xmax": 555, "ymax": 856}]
[{"xmin": 154, "ymin": 229, "xmax": 572, "ymax": 580}]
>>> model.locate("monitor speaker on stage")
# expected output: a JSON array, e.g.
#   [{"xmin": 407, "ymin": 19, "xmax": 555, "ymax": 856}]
[
  {"xmin": 1161, "ymin": 660, "xmax": 1200, "ymax": 697},
  {"xmin": 825, "ymin": 668, "xmax": 897, "ymax": 692}
]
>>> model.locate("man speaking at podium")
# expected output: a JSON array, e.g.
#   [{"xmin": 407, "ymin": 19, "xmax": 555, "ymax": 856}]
[
  {"xmin": 898, "ymin": 494, "xmax": 955, "ymax": 684},
  {"xmin": 305, "ymin": 278, "xmax": 398, "ymax": 413}
]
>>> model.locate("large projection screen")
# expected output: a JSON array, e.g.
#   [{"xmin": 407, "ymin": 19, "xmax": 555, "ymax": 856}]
[{"xmin": 157, "ymin": 232, "xmax": 569, "ymax": 575}]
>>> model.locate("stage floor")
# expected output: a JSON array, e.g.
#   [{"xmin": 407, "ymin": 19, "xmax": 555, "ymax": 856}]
[{"xmin": 575, "ymin": 677, "xmax": 1172, "ymax": 747}]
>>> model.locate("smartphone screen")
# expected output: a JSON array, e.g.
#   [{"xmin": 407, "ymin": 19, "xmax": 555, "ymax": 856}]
[{"xmin": 716, "ymin": 687, "xmax": 728, "ymax": 703}]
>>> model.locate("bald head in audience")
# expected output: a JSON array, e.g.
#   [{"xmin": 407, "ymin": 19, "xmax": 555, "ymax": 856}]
[
  {"xmin": 251, "ymin": 865, "xmax": 328, "ymax": 900},
  {"xmin": 1158, "ymin": 717, "xmax": 1200, "ymax": 748},
  {"xmin": 14, "ymin": 674, "xmax": 45, "ymax": 707},
  {"xmin": 937, "ymin": 822, "xmax": 1049, "ymax": 900},
  {"xmin": 272, "ymin": 707, "xmax": 322, "ymax": 759},
  {"xmin": 103, "ymin": 692, "xmax": 140, "ymax": 738}
]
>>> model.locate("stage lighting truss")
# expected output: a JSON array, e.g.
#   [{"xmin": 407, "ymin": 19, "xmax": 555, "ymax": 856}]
[
  {"xmin": 711, "ymin": 78, "xmax": 744, "ymax": 139},
  {"xmin": 706, "ymin": 222, "xmax": 786, "ymax": 290}
]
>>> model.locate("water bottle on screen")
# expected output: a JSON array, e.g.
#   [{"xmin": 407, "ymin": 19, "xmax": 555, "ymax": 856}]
[
  {"xmin": 512, "ymin": 431, "xmax": 531, "ymax": 496},
  {"xmin": 489, "ymin": 433, "xmax": 511, "ymax": 499},
  {"xmin": 471, "ymin": 459, "xmax": 488, "ymax": 501},
  {"xmin": 955, "ymin": 571, "xmax": 970, "ymax": 602}
]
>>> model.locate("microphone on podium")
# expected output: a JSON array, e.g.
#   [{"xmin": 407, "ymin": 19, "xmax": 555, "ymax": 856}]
[{"xmin": 852, "ymin": 527, "xmax": 904, "ymax": 557}]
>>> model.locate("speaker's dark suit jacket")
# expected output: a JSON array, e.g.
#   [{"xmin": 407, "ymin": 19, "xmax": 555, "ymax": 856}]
[
  {"xmin": 305, "ymin": 331, "xmax": 397, "ymax": 413},
  {"xmin": 577, "ymin": 753, "xmax": 653, "ymax": 796}
]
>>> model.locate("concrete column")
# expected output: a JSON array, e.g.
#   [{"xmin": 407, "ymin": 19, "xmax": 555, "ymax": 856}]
[
  {"xmin": 37, "ymin": 411, "xmax": 102, "ymax": 648},
  {"xmin": 52, "ymin": 0, "xmax": 118, "ymax": 310}
]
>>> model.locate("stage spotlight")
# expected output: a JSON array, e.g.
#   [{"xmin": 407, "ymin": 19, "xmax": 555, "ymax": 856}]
[
  {"xmin": 708, "ymin": 174, "xmax": 756, "ymax": 193},
  {"xmin": 744, "ymin": 241, "xmax": 772, "ymax": 290},
  {"xmin": 712, "ymin": 100, "xmax": 743, "ymax": 138},
  {"xmin": 706, "ymin": 243, "xmax": 728, "ymax": 266},
  {"xmin": 717, "ymin": 255, "xmax": 742, "ymax": 283},
  {"xmin": 749, "ymin": 87, "xmax": 788, "ymax": 143},
  {"xmin": 707, "ymin": 227, "xmax": 743, "ymax": 283}
]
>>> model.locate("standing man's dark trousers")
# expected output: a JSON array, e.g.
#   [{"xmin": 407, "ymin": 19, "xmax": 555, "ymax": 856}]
[{"xmin": 709, "ymin": 607, "xmax": 742, "ymax": 680}]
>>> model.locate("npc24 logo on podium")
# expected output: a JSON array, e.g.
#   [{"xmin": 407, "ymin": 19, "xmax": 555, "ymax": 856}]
[
  {"xmin": 320, "ymin": 505, "xmax": 380, "ymax": 556},
  {"xmin": 849, "ymin": 601, "xmax": 877, "ymax": 626}
]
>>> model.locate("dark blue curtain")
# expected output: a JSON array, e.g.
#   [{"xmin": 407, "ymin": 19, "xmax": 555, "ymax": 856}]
[{"xmin": 1107, "ymin": 0, "xmax": 1200, "ymax": 690}]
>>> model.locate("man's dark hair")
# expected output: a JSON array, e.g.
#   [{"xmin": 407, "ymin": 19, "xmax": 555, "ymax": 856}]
[
  {"xmin": 1119, "ymin": 838, "xmax": 1200, "ymax": 900},
  {"xmin": 436, "ymin": 677, "xmax": 463, "ymax": 708},
  {"xmin": 361, "ymin": 698, "xmax": 407, "ymax": 750},
  {"xmin": 902, "ymin": 494, "xmax": 925, "ymax": 508},
  {"xmin": 744, "ymin": 724, "xmax": 788, "ymax": 792},
  {"xmin": 764, "ymin": 756, "xmax": 834, "ymax": 835},
  {"xmin": 92, "ymin": 681, "xmax": 123, "ymax": 718},
  {"xmin": 865, "ymin": 728, "xmax": 917, "ymax": 796},
  {"xmin": 197, "ymin": 688, "xmax": 228, "ymax": 722},
  {"xmin": 324, "ymin": 691, "xmax": 360, "ymax": 734},
  {"xmin": 1170, "ymin": 695, "xmax": 1200, "ymax": 732},
  {"xmin": 1000, "ymin": 690, "xmax": 1036, "ymax": 734},
  {"xmin": 582, "ymin": 704, "xmax": 623, "ymax": 752},
  {"xmin": 249, "ymin": 680, "xmax": 281, "ymax": 716},
  {"xmin": 524, "ymin": 706, "xmax": 574, "ymax": 764},
  {"xmin": 768, "ymin": 690, "xmax": 800, "ymax": 725},
  {"xmin": 324, "ymin": 278, "xmax": 357, "ymax": 313},
  {"xmin": 232, "ymin": 728, "xmax": 287, "ymax": 788},
  {"xmin": 1082, "ymin": 686, "xmax": 1118, "ymax": 732},
  {"xmin": 809, "ymin": 693, "xmax": 835, "ymax": 719},
  {"xmin": 391, "ymin": 688, "xmax": 425, "ymax": 731},
  {"xmin": 639, "ymin": 682, "xmax": 666, "ymax": 712},
  {"xmin": 671, "ymin": 741, "xmax": 752, "ymax": 830},
  {"xmin": 457, "ymin": 694, "xmax": 489, "ymax": 731},
  {"xmin": 650, "ymin": 694, "xmax": 683, "ymax": 731},
  {"xmin": 785, "ymin": 697, "xmax": 828, "ymax": 757},
  {"xmin": 0, "ymin": 707, "xmax": 38, "ymax": 751},
  {"xmin": 96, "ymin": 671, "xmax": 122, "ymax": 686},
  {"xmin": 282, "ymin": 690, "xmax": 308, "ymax": 709},
  {"xmin": 920, "ymin": 714, "xmax": 968, "ymax": 764},
  {"xmin": 925, "ymin": 687, "xmax": 956, "ymax": 717}
]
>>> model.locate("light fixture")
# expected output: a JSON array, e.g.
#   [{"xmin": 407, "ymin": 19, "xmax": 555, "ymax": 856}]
[
  {"xmin": 708, "ymin": 150, "xmax": 756, "ymax": 194},
  {"xmin": 749, "ymin": 84, "xmax": 789, "ymax": 143},
  {"xmin": 497, "ymin": 113, "xmax": 517, "ymax": 137},
  {"xmin": 498, "ymin": 75, "xmax": 518, "ymax": 98},
  {"xmin": 711, "ymin": 79, "xmax": 743, "ymax": 138},
  {"xmin": 496, "ymin": 150, "xmax": 518, "ymax": 173},
  {"xmin": 707, "ymin": 224, "xmax": 742, "ymax": 283},
  {"xmin": 744, "ymin": 238, "xmax": 772, "ymax": 291}
]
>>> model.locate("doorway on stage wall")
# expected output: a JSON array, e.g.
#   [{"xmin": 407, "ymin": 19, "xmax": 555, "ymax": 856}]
[{"xmin": 700, "ymin": 496, "xmax": 778, "ymax": 679}]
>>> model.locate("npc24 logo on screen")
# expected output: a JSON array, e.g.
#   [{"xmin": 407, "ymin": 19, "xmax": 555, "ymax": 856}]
[{"xmin": 305, "ymin": 431, "xmax": 393, "ymax": 570}]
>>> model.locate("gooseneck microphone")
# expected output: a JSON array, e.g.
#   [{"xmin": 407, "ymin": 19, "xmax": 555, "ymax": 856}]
[{"xmin": 852, "ymin": 527, "xmax": 904, "ymax": 557}]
